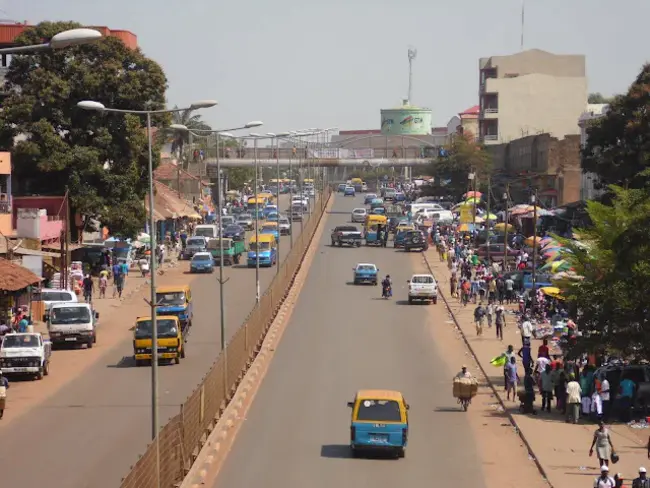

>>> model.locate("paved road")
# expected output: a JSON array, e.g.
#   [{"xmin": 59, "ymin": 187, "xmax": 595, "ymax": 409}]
[
  {"xmin": 0, "ymin": 194, "xmax": 320, "ymax": 488},
  {"xmin": 212, "ymin": 194, "xmax": 486, "ymax": 487}
]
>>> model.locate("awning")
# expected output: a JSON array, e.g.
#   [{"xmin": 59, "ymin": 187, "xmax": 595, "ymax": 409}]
[
  {"xmin": 0, "ymin": 258, "xmax": 42, "ymax": 291},
  {"xmin": 147, "ymin": 181, "xmax": 197, "ymax": 219}
]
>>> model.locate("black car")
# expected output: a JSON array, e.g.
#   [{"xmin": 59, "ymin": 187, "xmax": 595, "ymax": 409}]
[
  {"xmin": 403, "ymin": 230, "xmax": 429, "ymax": 252},
  {"xmin": 222, "ymin": 224, "xmax": 245, "ymax": 241}
]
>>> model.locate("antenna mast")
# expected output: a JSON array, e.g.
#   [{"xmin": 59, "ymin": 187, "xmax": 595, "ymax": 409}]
[{"xmin": 407, "ymin": 46, "xmax": 417, "ymax": 105}]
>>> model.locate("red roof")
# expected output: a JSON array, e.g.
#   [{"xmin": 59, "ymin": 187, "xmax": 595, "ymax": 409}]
[
  {"xmin": 154, "ymin": 162, "xmax": 198, "ymax": 181},
  {"xmin": 0, "ymin": 23, "xmax": 137, "ymax": 49},
  {"xmin": 459, "ymin": 105, "xmax": 480, "ymax": 117}
]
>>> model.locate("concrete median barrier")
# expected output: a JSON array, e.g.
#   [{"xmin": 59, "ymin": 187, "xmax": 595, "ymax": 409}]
[{"xmin": 118, "ymin": 187, "xmax": 332, "ymax": 488}]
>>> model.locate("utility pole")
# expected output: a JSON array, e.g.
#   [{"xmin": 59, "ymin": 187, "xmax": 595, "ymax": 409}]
[
  {"xmin": 502, "ymin": 186, "xmax": 510, "ymax": 272},
  {"xmin": 486, "ymin": 175, "xmax": 491, "ymax": 265},
  {"xmin": 531, "ymin": 189, "xmax": 538, "ymax": 312}
]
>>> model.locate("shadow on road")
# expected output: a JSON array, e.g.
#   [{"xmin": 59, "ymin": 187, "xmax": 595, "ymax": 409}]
[
  {"xmin": 320, "ymin": 444, "xmax": 352, "ymax": 459},
  {"xmin": 433, "ymin": 406, "xmax": 464, "ymax": 413}
]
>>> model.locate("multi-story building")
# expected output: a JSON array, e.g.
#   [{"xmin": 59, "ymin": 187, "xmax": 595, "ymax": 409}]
[
  {"xmin": 578, "ymin": 104, "xmax": 609, "ymax": 200},
  {"xmin": 478, "ymin": 49, "xmax": 587, "ymax": 145},
  {"xmin": 446, "ymin": 105, "xmax": 480, "ymax": 141}
]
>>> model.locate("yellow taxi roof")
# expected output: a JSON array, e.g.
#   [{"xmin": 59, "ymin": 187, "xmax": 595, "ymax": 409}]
[
  {"xmin": 263, "ymin": 221, "xmax": 278, "ymax": 227},
  {"xmin": 367, "ymin": 215, "xmax": 387, "ymax": 222},
  {"xmin": 249, "ymin": 233, "xmax": 276, "ymax": 243},
  {"xmin": 356, "ymin": 389, "xmax": 404, "ymax": 401},
  {"xmin": 136, "ymin": 315, "xmax": 179, "ymax": 322},
  {"xmin": 156, "ymin": 285, "xmax": 189, "ymax": 293}
]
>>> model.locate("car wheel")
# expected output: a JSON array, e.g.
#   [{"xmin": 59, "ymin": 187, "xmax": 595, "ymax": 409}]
[
  {"xmin": 432, "ymin": 297, "xmax": 438, "ymax": 304},
  {"xmin": 331, "ymin": 240, "xmax": 335, "ymax": 246},
  {"xmin": 408, "ymin": 297, "xmax": 413, "ymax": 304},
  {"xmin": 88, "ymin": 340, "xmax": 93, "ymax": 349}
]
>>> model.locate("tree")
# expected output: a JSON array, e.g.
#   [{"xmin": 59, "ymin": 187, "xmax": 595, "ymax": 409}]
[
  {"xmin": 587, "ymin": 92, "xmax": 614, "ymax": 104},
  {"xmin": 426, "ymin": 133, "xmax": 491, "ymax": 199},
  {"xmin": 559, "ymin": 185, "xmax": 650, "ymax": 360},
  {"xmin": 582, "ymin": 64, "xmax": 650, "ymax": 192},
  {"xmin": 0, "ymin": 21, "xmax": 169, "ymax": 239},
  {"xmin": 226, "ymin": 168, "xmax": 255, "ymax": 190},
  {"xmin": 167, "ymin": 107, "xmax": 211, "ymax": 159}
]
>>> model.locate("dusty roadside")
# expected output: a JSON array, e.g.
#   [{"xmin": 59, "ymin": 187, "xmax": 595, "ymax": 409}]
[
  {"xmin": 425, "ymin": 249, "xmax": 650, "ymax": 488},
  {"xmin": 409, "ymin": 251, "xmax": 549, "ymax": 488}
]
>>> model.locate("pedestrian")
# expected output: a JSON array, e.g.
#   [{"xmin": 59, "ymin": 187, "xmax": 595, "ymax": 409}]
[
  {"xmin": 486, "ymin": 301, "xmax": 494, "ymax": 328},
  {"xmin": 0, "ymin": 370, "xmax": 8, "ymax": 419},
  {"xmin": 522, "ymin": 367, "xmax": 536, "ymax": 414},
  {"xmin": 114, "ymin": 273, "xmax": 124, "ymax": 299},
  {"xmin": 495, "ymin": 304, "xmax": 505, "ymax": 340},
  {"xmin": 520, "ymin": 315, "xmax": 533, "ymax": 346},
  {"xmin": 537, "ymin": 338, "xmax": 550, "ymax": 359},
  {"xmin": 590, "ymin": 421, "xmax": 615, "ymax": 469},
  {"xmin": 99, "ymin": 274, "xmax": 107, "ymax": 299},
  {"xmin": 540, "ymin": 364, "xmax": 554, "ymax": 413},
  {"xmin": 599, "ymin": 375, "xmax": 611, "ymax": 422},
  {"xmin": 618, "ymin": 375, "xmax": 636, "ymax": 423},
  {"xmin": 502, "ymin": 344, "xmax": 515, "ymax": 391},
  {"xmin": 505, "ymin": 356, "xmax": 518, "ymax": 401},
  {"xmin": 473, "ymin": 303, "xmax": 485, "ymax": 336},
  {"xmin": 633, "ymin": 467, "xmax": 650, "ymax": 488},
  {"xmin": 82, "ymin": 274, "xmax": 94, "ymax": 303},
  {"xmin": 594, "ymin": 465, "xmax": 616, "ymax": 488},
  {"xmin": 566, "ymin": 373, "xmax": 582, "ymax": 424}
]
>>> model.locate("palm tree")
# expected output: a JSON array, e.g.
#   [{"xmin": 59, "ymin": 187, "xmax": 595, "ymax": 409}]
[{"xmin": 166, "ymin": 106, "xmax": 212, "ymax": 160}]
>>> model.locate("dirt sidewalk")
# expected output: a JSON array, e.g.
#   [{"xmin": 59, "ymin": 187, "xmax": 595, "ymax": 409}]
[{"xmin": 425, "ymin": 250, "xmax": 650, "ymax": 488}]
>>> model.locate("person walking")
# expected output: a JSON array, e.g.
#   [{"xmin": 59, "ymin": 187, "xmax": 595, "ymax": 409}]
[
  {"xmin": 632, "ymin": 467, "xmax": 650, "ymax": 488},
  {"xmin": 594, "ymin": 465, "xmax": 616, "ymax": 488},
  {"xmin": 566, "ymin": 373, "xmax": 582, "ymax": 424},
  {"xmin": 540, "ymin": 364, "xmax": 554, "ymax": 413},
  {"xmin": 82, "ymin": 275, "xmax": 94, "ymax": 304},
  {"xmin": 494, "ymin": 304, "xmax": 505, "ymax": 341},
  {"xmin": 505, "ymin": 356, "xmax": 518, "ymax": 402},
  {"xmin": 590, "ymin": 421, "xmax": 615, "ymax": 469},
  {"xmin": 474, "ymin": 303, "xmax": 485, "ymax": 336},
  {"xmin": 98, "ymin": 274, "xmax": 107, "ymax": 299}
]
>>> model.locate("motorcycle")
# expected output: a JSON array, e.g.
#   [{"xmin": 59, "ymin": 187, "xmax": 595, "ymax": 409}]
[{"xmin": 381, "ymin": 285, "xmax": 392, "ymax": 299}]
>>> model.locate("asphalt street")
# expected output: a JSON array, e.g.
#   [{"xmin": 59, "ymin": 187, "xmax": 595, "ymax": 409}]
[
  {"xmin": 0, "ymin": 194, "xmax": 318, "ymax": 488},
  {"xmin": 212, "ymin": 194, "xmax": 486, "ymax": 488}
]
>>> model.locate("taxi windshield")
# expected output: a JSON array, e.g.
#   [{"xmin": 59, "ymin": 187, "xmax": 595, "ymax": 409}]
[
  {"xmin": 135, "ymin": 319, "xmax": 178, "ymax": 339},
  {"xmin": 250, "ymin": 242, "xmax": 271, "ymax": 251},
  {"xmin": 156, "ymin": 292, "xmax": 186, "ymax": 306},
  {"xmin": 356, "ymin": 399, "xmax": 402, "ymax": 422},
  {"xmin": 2, "ymin": 335, "xmax": 39, "ymax": 348}
]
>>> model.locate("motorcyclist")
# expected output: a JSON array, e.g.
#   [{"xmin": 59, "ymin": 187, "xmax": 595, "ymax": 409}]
[
  {"xmin": 382, "ymin": 275, "xmax": 392, "ymax": 297},
  {"xmin": 455, "ymin": 365, "xmax": 473, "ymax": 379}
]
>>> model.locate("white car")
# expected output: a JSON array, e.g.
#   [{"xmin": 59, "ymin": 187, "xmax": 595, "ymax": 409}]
[
  {"xmin": 407, "ymin": 274, "xmax": 438, "ymax": 304},
  {"xmin": 361, "ymin": 183, "xmax": 368, "ymax": 192},
  {"xmin": 351, "ymin": 208, "xmax": 367, "ymax": 223}
]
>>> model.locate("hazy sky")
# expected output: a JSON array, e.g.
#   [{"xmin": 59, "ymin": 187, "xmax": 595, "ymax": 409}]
[{"xmin": 7, "ymin": 0, "xmax": 650, "ymax": 134}]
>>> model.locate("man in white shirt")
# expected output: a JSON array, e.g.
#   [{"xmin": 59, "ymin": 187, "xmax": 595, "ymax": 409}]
[
  {"xmin": 594, "ymin": 465, "xmax": 615, "ymax": 488},
  {"xmin": 600, "ymin": 378, "xmax": 611, "ymax": 422},
  {"xmin": 520, "ymin": 317, "xmax": 534, "ymax": 345}
]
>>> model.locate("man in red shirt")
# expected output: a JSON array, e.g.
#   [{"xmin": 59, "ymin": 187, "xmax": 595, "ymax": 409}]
[{"xmin": 538, "ymin": 338, "xmax": 550, "ymax": 359}]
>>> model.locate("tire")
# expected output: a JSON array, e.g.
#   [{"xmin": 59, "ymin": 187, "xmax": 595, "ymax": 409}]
[
  {"xmin": 397, "ymin": 448, "xmax": 405, "ymax": 458},
  {"xmin": 87, "ymin": 340, "xmax": 93, "ymax": 349},
  {"xmin": 373, "ymin": 281, "xmax": 378, "ymax": 286},
  {"xmin": 135, "ymin": 359, "xmax": 144, "ymax": 367},
  {"xmin": 356, "ymin": 242, "xmax": 361, "ymax": 247},
  {"xmin": 353, "ymin": 280, "xmax": 359, "ymax": 285},
  {"xmin": 37, "ymin": 367, "xmax": 44, "ymax": 380},
  {"xmin": 331, "ymin": 240, "xmax": 336, "ymax": 247},
  {"xmin": 408, "ymin": 296, "xmax": 413, "ymax": 304},
  {"xmin": 351, "ymin": 447, "xmax": 359, "ymax": 458},
  {"xmin": 432, "ymin": 297, "xmax": 437, "ymax": 304}
]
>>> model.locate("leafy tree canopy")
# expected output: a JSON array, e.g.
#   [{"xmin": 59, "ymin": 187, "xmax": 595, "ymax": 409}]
[
  {"xmin": 227, "ymin": 168, "xmax": 255, "ymax": 190},
  {"xmin": 582, "ymin": 64, "xmax": 650, "ymax": 192},
  {"xmin": 587, "ymin": 92, "xmax": 614, "ymax": 104},
  {"xmin": 426, "ymin": 134, "xmax": 491, "ymax": 199},
  {"xmin": 0, "ymin": 21, "xmax": 169, "ymax": 238},
  {"xmin": 559, "ymin": 185, "xmax": 650, "ymax": 360}
]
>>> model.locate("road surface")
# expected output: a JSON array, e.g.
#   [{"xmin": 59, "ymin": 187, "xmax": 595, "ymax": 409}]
[
  {"xmin": 0, "ymin": 193, "xmax": 320, "ymax": 488},
  {"xmin": 212, "ymin": 193, "xmax": 486, "ymax": 488}
]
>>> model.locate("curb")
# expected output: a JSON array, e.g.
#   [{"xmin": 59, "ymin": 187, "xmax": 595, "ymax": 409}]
[
  {"xmin": 180, "ymin": 194, "xmax": 333, "ymax": 488},
  {"xmin": 422, "ymin": 251, "xmax": 553, "ymax": 488}
]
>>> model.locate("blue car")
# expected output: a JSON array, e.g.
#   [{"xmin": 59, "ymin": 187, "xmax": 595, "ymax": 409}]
[
  {"xmin": 353, "ymin": 263, "xmax": 378, "ymax": 285},
  {"xmin": 266, "ymin": 212, "xmax": 280, "ymax": 222},
  {"xmin": 247, "ymin": 240, "xmax": 277, "ymax": 267},
  {"xmin": 344, "ymin": 186, "xmax": 356, "ymax": 197},
  {"xmin": 190, "ymin": 252, "xmax": 214, "ymax": 273},
  {"xmin": 523, "ymin": 273, "xmax": 553, "ymax": 290},
  {"xmin": 364, "ymin": 193, "xmax": 378, "ymax": 205}
]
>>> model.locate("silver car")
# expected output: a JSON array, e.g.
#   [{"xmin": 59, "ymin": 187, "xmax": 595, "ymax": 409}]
[
  {"xmin": 236, "ymin": 213, "xmax": 253, "ymax": 230},
  {"xmin": 351, "ymin": 207, "xmax": 367, "ymax": 223},
  {"xmin": 278, "ymin": 217, "xmax": 292, "ymax": 235}
]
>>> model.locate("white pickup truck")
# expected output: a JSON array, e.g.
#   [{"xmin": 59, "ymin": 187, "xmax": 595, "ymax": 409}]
[
  {"xmin": 407, "ymin": 274, "xmax": 438, "ymax": 304},
  {"xmin": 0, "ymin": 332, "xmax": 52, "ymax": 380}
]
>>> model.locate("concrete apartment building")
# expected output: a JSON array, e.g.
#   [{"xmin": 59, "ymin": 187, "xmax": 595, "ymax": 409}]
[{"xmin": 478, "ymin": 49, "xmax": 587, "ymax": 145}]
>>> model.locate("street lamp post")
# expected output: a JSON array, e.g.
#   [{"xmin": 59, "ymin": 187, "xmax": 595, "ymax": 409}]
[
  {"xmin": 78, "ymin": 98, "xmax": 217, "ymax": 488},
  {"xmin": 1, "ymin": 28, "xmax": 102, "ymax": 54},
  {"xmin": 249, "ymin": 133, "xmax": 263, "ymax": 303},
  {"xmin": 170, "ymin": 122, "xmax": 262, "ymax": 358},
  {"xmin": 266, "ymin": 132, "xmax": 290, "ymax": 275}
]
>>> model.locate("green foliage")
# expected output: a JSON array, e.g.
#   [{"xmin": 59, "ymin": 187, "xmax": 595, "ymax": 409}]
[
  {"xmin": 168, "ymin": 107, "xmax": 211, "ymax": 157},
  {"xmin": 0, "ymin": 21, "xmax": 169, "ymax": 239},
  {"xmin": 587, "ymin": 92, "xmax": 614, "ymax": 104},
  {"xmin": 559, "ymin": 186, "xmax": 650, "ymax": 359},
  {"xmin": 582, "ymin": 64, "xmax": 650, "ymax": 191},
  {"xmin": 227, "ymin": 168, "xmax": 255, "ymax": 189},
  {"xmin": 428, "ymin": 134, "xmax": 491, "ymax": 199}
]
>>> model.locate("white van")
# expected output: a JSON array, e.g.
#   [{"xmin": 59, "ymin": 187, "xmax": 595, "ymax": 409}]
[
  {"xmin": 194, "ymin": 224, "xmax": 219, "ymax": 239},
  {"xmin": 408, "ymin": 203, "xmax": 444, "ymax": 215},
  {"xmin": 39, "ymin": 288, "xmax": 78, "ymax": 321},
  {"xmin": 48, "ymin": 302, "xmax": 99, "ymax": 348}
]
